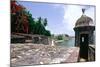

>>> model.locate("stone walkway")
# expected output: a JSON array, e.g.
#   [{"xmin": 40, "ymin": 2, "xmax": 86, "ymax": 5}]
[{"xmin": 11, "ymin": 43, "xmax": 79, "ymax": 66}]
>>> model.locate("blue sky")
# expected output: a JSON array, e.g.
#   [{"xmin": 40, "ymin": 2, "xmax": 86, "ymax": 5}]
[{"xmin": 18, "ymin": 1, "xmax": 95, "ymax": 36}]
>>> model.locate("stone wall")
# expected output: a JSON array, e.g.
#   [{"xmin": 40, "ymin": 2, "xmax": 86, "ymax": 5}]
[
  {"xmin": 32, "ymin": 36, "xmax": 52, "ymax": 45},
  {"xmin": 11, "ymin": 34, "xmax": 52, "ymax": 45}
]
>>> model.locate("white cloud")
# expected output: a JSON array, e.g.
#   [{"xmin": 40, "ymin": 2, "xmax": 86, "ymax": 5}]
[{"xmin": 62, "ymin": 5, "xmax": 81, "ymax": 35}]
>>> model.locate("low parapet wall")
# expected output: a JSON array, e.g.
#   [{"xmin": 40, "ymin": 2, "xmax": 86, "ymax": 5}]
[{"xmin": 11, "ymin": 34, "xmax": 52, "ymax": 45}]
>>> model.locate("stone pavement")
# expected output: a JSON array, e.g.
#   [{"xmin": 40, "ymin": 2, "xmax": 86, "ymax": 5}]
[
  {"xmin": 64, "ymin": 47, "xmax": 79, "ymax": 63},
  {"xmin": 11, "ymin": 43, "xmax": 79, "ymax": 66}
]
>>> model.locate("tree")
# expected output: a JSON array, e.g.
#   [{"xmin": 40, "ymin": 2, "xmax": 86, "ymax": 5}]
[
  {"xmin": 45, "ymin": 30, "xmax": 51, "ymax": 36},
  {"xmin": 11, "ymin": 1, "xmax": 29, "ymax": 33},
  {"xmin": 57, "ymin": 35, "xmax": 63, "ymax": 40},
  {"xmin": 27, "ymin": 11, "xmax": 35, "ymax": 34},
  {"xmin": 11, "ymin": 1, "xmax": 51, "ymax": 36},
  {"xmin": 43, "ymin": 18, "xmax": 47, "ymax": 27}
]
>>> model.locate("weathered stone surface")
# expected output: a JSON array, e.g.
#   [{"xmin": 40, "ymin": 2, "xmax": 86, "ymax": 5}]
[{"xmin": 11, "ymin": 43, "xmax": 79, "ymax": 66}]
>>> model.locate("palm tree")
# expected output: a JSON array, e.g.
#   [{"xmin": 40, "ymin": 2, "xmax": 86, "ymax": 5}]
[{"xmin": 43, "ymin": 18, "xmax": 47, "ymax": 27}]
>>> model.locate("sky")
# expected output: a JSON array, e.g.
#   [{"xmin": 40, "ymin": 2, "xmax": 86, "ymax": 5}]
[{"xmin": 18, "ymin": 1, "xmax": 95, "ymax": 36}]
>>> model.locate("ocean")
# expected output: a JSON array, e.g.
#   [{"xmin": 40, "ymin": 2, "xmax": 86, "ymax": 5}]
[{"xmin": 57, "ymin": 38, "xmax": 75, "ymax": 47}]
